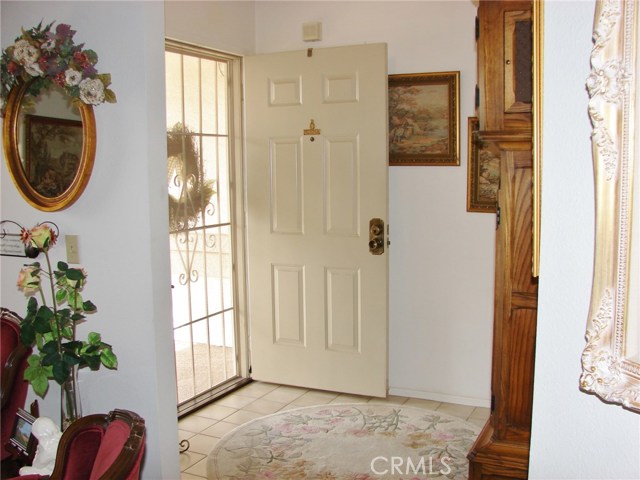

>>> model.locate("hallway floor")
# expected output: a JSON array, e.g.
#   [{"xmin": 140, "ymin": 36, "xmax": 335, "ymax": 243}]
[{"xmin": 179, "ymin": 381, "xmax": 490, "ymax": 479}]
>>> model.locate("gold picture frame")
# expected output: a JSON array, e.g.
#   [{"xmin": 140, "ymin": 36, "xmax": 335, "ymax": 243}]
[
  {"xmin": 388, "ymin": 71, "xmax": 460, "ymax": 166},
  {"xmin": 532, "ymin": 0, "xmax": 544, "ymax": 277},
  {"xmin": 580, "ymin": 0, "xmax": 640, "ymax": 413},
  {"xmin": 466, "ymin": 117, "xmax": 499, "ymax": 213}
]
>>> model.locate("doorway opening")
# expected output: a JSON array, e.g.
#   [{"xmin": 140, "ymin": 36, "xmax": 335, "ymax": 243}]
[{"xmin": 165, "ymin": 40, "xmax": 247, "ymax": 416}]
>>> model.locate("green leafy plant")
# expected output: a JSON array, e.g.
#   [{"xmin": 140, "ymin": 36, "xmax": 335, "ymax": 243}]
[{"xmin": 16, "ymin": 223, "xmax": 118, "ymax": 397}]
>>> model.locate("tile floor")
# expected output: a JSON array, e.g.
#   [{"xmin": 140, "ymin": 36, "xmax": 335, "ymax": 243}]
[{"xmin": 178, "ymin": 381, "xmax": 490, "ymax": 479}]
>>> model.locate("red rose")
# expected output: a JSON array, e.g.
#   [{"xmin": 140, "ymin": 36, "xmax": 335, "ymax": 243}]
[
  {"xmin": 54, "ymin": 71, "xmax": 66, "ymax": 86},
  {"xmin": 73, "ymin": 51, "xmax": 89, "ymax": 68}
]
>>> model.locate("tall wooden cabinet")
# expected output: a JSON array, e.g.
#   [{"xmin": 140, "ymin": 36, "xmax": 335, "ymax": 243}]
[{"xmin": 467, "ymin": 1, "xmax": 538, "ymax": 479}]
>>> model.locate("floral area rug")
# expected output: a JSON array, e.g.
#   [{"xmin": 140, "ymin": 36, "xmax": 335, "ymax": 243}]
[{"xmin": 207, "ymin": 403, "xmax": 480, "ymax": 479}]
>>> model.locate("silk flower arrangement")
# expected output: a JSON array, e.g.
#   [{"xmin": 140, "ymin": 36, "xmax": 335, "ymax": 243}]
[{"xmin": 16, "ymin": 224, "xmax": 118, "ymax": 425}]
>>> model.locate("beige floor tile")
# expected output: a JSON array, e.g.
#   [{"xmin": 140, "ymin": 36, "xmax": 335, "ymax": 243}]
[
  {"xmin": 186, "ymin": 433, "xmax": 220, "ymax": 455},
  {"xmin": 179, "ymin": 429, "xmax": 195, "ymax": 442},
  {"xmin": 404, "ymin": 398, "xmax": 441, "ymax": 410},
  {"xmin": 470, "ymin": 406, "xmax": 491, "ymax": 421},
  {"xmin": 329, "ymin": 393, "xmax": 371, "ymax": 404},
  {"xmin": 202, "ymin": 420, "xmax": 238, "ymax": 438},
  {"xmin": 436, "ymin": 402, "xmax": 476, "ymax": 420},
  {"xmin": 181, "ymin": 473, "xmax": 206, "ymax": 480},
  {"xmin": 185, "ymin": 457, "xmax": 209, "ymax": 477},
  {"xmin": 300, "ymin": 390, "xmax": 340, "ymax": 402},
  {"xmin": 243, "ymin": 398, "xmax": 287, "ymax": 415},
  {"xmin": 179, "ymin": 450, "xmax": 206, "ymax": 471},
  {"xmin": 195, "ymin": 403, "xmax": 237, "ymax": 421},
  {"xmin": 178, "ymin": 415, "xmax": 218, "ymax": 434},
  {"xmin": 224, "ymin": 409, "xmax": 266, "ymax": 425},
  {"xmin": 368, "ymin": 394, "xmax": 409, "ymax": 405},
  {"xmin": 277, "ymin": 402, "xmax": 307, "ymax": 412},
  {"xmin": 262, "ymin": 385, "xmax": 308, "ymax": 403},
  {"xmin": 235, "ymin": 381, "xmax": 280, "ymax": 398},
  {"xmin": 467, "ymin": 417, "xmax": 487, "ymax": 429},
  {"xmin": 214, "ymin": 392, "xmax": 256, "ymax": 409},
  {"xmin": 289, "ymin": 390, "xmax": 339, "ymax": 407}
]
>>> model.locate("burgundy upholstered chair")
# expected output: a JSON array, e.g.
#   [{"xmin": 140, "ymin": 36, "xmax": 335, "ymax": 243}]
[
  {"xmin": 1, "ymin": 308, "xmax": 32, "ymax": 461},
  {"xmin": 10, "ymin": 409, "xmax": 146, "ymax": 480}
]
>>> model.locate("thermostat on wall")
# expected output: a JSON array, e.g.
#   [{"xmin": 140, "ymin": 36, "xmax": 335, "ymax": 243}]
[{"xmin": 303, "ymin": 22, "xmax": 322, "ymax": 42}]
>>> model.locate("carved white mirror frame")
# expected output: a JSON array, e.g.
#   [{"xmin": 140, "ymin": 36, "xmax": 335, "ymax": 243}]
[{"xmin": 580, "ymin": 0, "xmax": 640, "ymax": 413}]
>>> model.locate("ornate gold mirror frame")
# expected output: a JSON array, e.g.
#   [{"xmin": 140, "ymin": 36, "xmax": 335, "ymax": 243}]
[
  {"xmin": 1, "ymin": 21, "xmax": 115, "ymax": 211},
  {"xmin": 2, "ymin": 79, "xmax": 96, "ymax": 211},
  {"xmin": 580, "ymin": 0, "xmax": 640, "ymax": 413}
]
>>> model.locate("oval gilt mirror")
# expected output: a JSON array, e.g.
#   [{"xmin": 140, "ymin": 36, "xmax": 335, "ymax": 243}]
[
  {"xmin": 1, "ymin": 21, "xmax": 116, "ymax": 212},
  {"xmin": 3, "ymin": 78, "xmax": 96, "ymax": 211}
]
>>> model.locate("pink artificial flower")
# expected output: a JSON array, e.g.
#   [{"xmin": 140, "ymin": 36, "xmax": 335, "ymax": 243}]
[
  {"xmin": 21, "ymin": 225, "xmax": 57, "ymax": 251},
  {"xmin": 16, "ymin": 265, "xmax": 40, "ymax": 296}
]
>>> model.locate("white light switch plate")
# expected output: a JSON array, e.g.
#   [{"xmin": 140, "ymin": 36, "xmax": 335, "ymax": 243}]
[{"xmin": 66, "ymin": 235, "xmax": 80, "ymax": 264}]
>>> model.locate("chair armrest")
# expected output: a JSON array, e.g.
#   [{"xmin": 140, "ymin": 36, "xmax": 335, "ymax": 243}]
[
  {"xmin": 1, "ymin": 343, "xmax": 31, "ymax": 409},
  {"xmin": 5, "ymin": 475, "xmax": 49, "ymax": 480}
]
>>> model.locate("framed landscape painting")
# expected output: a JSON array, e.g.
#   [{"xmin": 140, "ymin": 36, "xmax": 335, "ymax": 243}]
[
  {"xmin": 25, "ymin": 114, "xmax": 83, "ymax": 198},
  {"xmin": 388, "ymin": 71, "xmax": 459, "ymax": 166},
  {"xmin": 466, "ymin": 117, "xmax": 499, "ymax": 213}
]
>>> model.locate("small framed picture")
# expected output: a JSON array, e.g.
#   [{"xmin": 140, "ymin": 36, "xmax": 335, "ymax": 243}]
[
  {"xmin": 9, "ymin": 409, "xmax": 37, "ymax": 458},
  {"xmin": 466, "ymin": 117, "xmax": 500, "ymax": 213}
]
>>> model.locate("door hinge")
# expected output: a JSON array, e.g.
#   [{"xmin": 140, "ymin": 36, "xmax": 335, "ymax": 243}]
[
  {"xmin": 491, "ymin": 394, "xmax": 495, "ymax": 412},
  {"xmin": 496, "ymin": 205, "xmax": 501, "ymax": 229},
  {"xmin": 248, "ymin": 365, "xmax": 252, "ymax": 375},
  {"xmin": 475, "ymin": 16, "xmax": 480, "ymax": 41}
]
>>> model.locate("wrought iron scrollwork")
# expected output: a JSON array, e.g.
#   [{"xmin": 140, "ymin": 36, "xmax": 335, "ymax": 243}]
[{"xmin": 0, "ymin": 220, "xmax": 59, "ymax": 258}]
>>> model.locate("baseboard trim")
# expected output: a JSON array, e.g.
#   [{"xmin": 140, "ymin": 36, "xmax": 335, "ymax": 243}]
[{"xmin": 388, "ymin": 387, "xmax": 491, "ymax": 408}]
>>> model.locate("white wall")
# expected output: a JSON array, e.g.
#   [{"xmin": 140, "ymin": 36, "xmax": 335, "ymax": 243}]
[
  {"xmin": 166, "ymin": 1, "xmax": 493, "ymax": 406},
  {"xmin": 165, "ymin": 1, "xmax": 256, "ymax": 55},
  {"xmin": 0, "ymin": 2, "xmax": 180, "ymax": 479},
  {"xmin": 529, "ymin": 1, "xmax": 640, "ymax": 478}
]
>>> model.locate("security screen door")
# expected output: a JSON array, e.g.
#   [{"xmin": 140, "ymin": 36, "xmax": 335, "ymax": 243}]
[
  {"xmin": 165, "ymin": 42, "xmax": 242, "ymax": 412},
  {"xmin": 245, "ymin": 44, "xmax": 389, "ymax": 397}
]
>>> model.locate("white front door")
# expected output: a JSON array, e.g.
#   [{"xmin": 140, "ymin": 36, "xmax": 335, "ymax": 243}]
[{"xmin": 245, "ymin": 44, "xmax": 388, "ymax": 397}]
